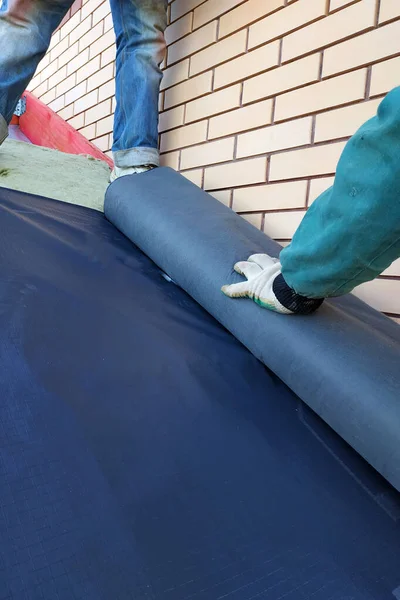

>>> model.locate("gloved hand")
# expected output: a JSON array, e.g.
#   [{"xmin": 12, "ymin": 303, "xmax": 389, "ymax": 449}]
[
  {"xmin": 222, "ymin": 254, "xmax": 324, "ymax": 315},
  {"xmin": 221, "ymin": 254, "xmax": 293, "ymax": 314}
]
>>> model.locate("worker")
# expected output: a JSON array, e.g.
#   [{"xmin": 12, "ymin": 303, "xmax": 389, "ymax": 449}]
[
  {"xmin": 0, "ymin": 0, "xmax": 167, "ymax": 181},
  {"xmin": 223, "ymin": 86, "xmax": 400, "ymax": 315}
]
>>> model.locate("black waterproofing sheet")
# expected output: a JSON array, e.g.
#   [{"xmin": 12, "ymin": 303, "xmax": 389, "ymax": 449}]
[{"xmin": 1, "ymin": 186, "xmax": 400, "ymax": 600}]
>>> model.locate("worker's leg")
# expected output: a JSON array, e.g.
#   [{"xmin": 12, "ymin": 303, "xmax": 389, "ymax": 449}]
[
  {"xmin": 0, "ymin": 0, "xmax": 74, "ymax": 145},
  {"xmin": 279, "ymin": 86, "xmax": 400, "ymax": 299},
  {"xmin": 109, "ymin": 0, "xmax": 167, "ymax": 171}
]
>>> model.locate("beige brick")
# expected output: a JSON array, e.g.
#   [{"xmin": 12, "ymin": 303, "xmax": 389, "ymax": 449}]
[
  {"xmin": 214, "ymin": 41, "xmax": 280, "ymax": 89},
  {"xmin": 56, "ymin": 72, "xmax": 76, "ymax": 96},
  {"xmin": 182, "ymin": 169, "xmax": 203, "ymax": 187},
  {"xmin": 81, "ymin": 0, "xmax": 104, "ymax": 19},
  {"xmin": 330, "ymin": 0, "xmax": 355, "ymax": 10},
  {"xmin": 104, "ymin": 11, "xmax": 113, "ymax": 33},
  {"xmin": 69, "ymin": 16, "xmax": 92, "ymax": 45},
  {"xmin": 241, "ymin": 213, "xmax": 263, "ymax": 229},
  {"xmin": 237, "ymin": 117, "xmax": 312, "ymax": 159},
  {"xmin": 379, "ymin": 0, "xmax": 400, "ymax": 23},
  {"xmin": 275, "ymin": 69, "xmax": 367, "ymax": 121},
  {"xmin": 28, "ymin": 74, "xmax": 41, "ymax": 92},
  {"xmin": 60, "ymin": 11, "xmax": 81, "ymax": 40},
  {"xmin": 48, "ymin": 95, "xmax": 65, "ymax": 113},
  {"xmin": 323, "ymin": 20, "xmax": 400, "ymax": 77},
  {"xmin": 49, "ymin": 30, "xmax": 60, "ymax": 51},
  {"xmin": 219, "ymin": 0, "xmax": 284, "ymax": 39},
  {"xmin": 209, "ymin": 99, "xmax": 273, "ymax": 139},
  {"xmin": 353, "ymin": 279, "xmax": 400, "ymax": 314},
  {"xmin": 65, "ymin": 82, "xmax": 87, "ymax": 107},
  {"xmin": 84, "ymin": 99, "xmax": 112, "ymax": 125},
  {"xmin": 164, "ymin": 71, "xmax": 212, "ymax": 109},
  {"xmin": 80, "ymin": 124, "xmax": 97, "ymax": 140},
  {"xmin": 160, "ymin": 151, "xmax": 180, "ymax": 170},
  {"xmin": 98, "ymin": 79, "xmax": 115, "ymax": 102},
  {"xmin": 159, "ymin": 106, "xmax": 185, "ymax": 132},
  {"xmin": 161, "ymin": 59, "xmax": 190, "ymax": 90},
  {"xmin": 232, "ymin": 181, "xmax": 308, "ymax": 212},
  {"xmin": 68, "ymin": 113, "xmax": 85, "ymax": 130},
  {"xmin": 35, "ymin": 52, "xmax": 50, "ymax": 75},
  {"xmin": 32, "ymin": 80, "xmax": 49, "ymax": 98},
  {"xmin": 49, "ymin": 36, "xmax": 68, "ymax": 62},
  {"xmin": 165, "ymin": 13, "xmax": 193, "ymax": 45},
  {"xmin": 171, "ymin": 0, "xmax": 206, "ymax": 22},
  {"xmin": 74, "ymin": 89, "xmax": 99, "ymax": 114},
  {"xmin": 190, "ymin": 29, "xmax": 247, "ymax": 76},
  {"xmin": 315, "ymin": 98, "xmax": 381, "ymax": 142},
  {"xmin": 93, "ymin": 1, "xmax": 110, "ymax": 25},
  {"xmin": 35, "ymin": 53, "xmax": 50, "ymax": 76},
  {"xmin": 77, "ymin": 56, "xmax": 101, "ymax": 84},
  {"xmin": 160, "ymin": 121, "xmax": 208, "ymax": 152},
  {"xmin": 282, "ymin": 0, "xmax": 376, "ymax": 62},
  {"xmin": 58, "ymin": 41, "xmax": 79, "ymax": 69},
  {"xmin": 370, "ymin": 55, "xmax": 400, "ymax": 96},
  {"xmin": 41, "ymin": 88, "xmax": 56, "ymax": 105},
  {"xmin": 248, "ymin": 0, "xmax": 326, "ymax": 50},
  {"xmin": 193, "ymin": 0, "xmax": 243, "ymax": 29},
  {"xmin": 79, "ymin": 21, "xmax": 104, "ymax": 52},
  {"xmin": 96, "ymin": 114, "xmax": 114, "ymax": 137},
  {"xmin": 168, "ymin": 21, "xmax": 217, "ymax": 65},
  {"xmin": 263, "ymin": 210, "xmax": 306, "ymax": 239},
  {"xmin": 89, "ymin": 29, "xmax": 116, "ymax": 60},
  {"xmin": 269, "ymin": 142, "xmax": 346, "ymax": 181},
  {"xmin": 383, "ymin": 258, "xmax": 400, "ymax": 276},
  {"xmin": 181, "ymin": 138, "xmax": 235, "ymax": 169},
  {"xmin": 204, "ymin": 157, "xmax": 267, "ymax": 190},
  {"xmin": 185, "ymin": 85, "xmax": 241, "ymax": 123},
  {"xmin": 308, "ymin": 177, "xmax": 335, "ymax": 204},
  {"xmin": 67, "ymin": 49, "xmax": 90, "ymax": 76},
  {"xmin": 87, "ymin": 63, "xmax": 114, "ymax": 92},
  {"xmin": 243, "ymin": 54, "xmax": 320, "ymax": 105},
  {"xmin": 38, "ymin": 60, "xmax": 58, "ymax": 83},
  {"xmin": 93, "ymin": 134, "xmax": 111, "ymax": 152},
  {"xmin": 59, "ymin": 105, "xmax": 74, "ymax": 121},
  {"xmin": 101, "ymin": 44, "xmax": 116, "ymax": 68},
  {"xmin": 210, "ymin": 190, "xmax": 231, "ymax": 206}
]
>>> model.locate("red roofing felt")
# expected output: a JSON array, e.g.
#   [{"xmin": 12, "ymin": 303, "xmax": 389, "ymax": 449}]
[{"xmin": 19, "ymin": 92, "xmax": 113, "ymax": 168}]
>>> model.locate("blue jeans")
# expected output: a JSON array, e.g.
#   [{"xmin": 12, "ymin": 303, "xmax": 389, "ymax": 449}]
[{"xmin": 0, "ymin": 0, "xmax": 167, "ymax": 167}]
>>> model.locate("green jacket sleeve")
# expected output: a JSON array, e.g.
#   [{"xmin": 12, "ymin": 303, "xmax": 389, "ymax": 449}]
[{"xmin": 280, "ymin": 86, "xmax": 400, "ymax": 299}]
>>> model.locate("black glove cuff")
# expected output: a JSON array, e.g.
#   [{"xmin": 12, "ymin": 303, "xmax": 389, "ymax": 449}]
[{"xmin": 273, "ymin": 273, "xmax": 324, "ymax": 315}]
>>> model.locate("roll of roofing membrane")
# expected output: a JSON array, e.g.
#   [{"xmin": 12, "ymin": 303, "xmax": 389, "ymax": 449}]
[{"xmin": 105, "ymin": 167, "xmax": 400, "ymax": 492}]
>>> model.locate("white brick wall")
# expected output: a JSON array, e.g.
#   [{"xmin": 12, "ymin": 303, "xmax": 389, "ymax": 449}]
[{"xmin": 27, "ymin": 0, "xmax": 400, "ymax": 318}]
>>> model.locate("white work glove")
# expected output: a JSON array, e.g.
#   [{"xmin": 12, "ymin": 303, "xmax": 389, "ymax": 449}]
[{"xmin": 221, "ymin": 254, "xmax": 293, "ymax": 314}]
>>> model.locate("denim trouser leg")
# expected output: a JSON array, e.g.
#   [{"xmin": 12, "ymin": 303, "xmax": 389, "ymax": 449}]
[
  {"xmin": 281, "ymin": 87, "xmax": 400, "ymax": 298},
  {"xmin": 0, "ymin": 0, "xmax": 74, "ymax": 145},
  {"xmin": 109, "ymin": 0, "xmax": 167, "ymax": 168}
]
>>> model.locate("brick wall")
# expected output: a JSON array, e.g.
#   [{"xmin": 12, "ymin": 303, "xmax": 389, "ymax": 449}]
[{"xmin": 27, "ymin": 0, "xmax": 400, "ymax": 320}]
